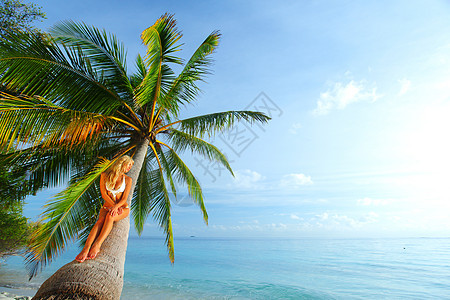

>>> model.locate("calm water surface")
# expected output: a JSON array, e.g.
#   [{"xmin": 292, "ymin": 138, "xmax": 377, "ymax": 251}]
[{"xmin": 1, "ymin": 237, "xmax": 450, "ymax": 299}]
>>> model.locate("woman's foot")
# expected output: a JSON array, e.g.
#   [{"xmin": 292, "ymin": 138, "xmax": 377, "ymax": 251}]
[
  {"xmin": 87, "ymin": 244, "xmax": 100, "ymax": 260},
  {"xmin": 75, "ymin": 249, "xmax": 89, "ymax": 263}
]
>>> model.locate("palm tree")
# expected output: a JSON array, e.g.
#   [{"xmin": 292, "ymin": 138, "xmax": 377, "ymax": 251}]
[{"xmin": 0, "ymin": 14, "xmax": 269, "ymax": 299}]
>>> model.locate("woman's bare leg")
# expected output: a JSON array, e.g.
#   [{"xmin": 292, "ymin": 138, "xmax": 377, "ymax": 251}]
[
  {"xmin": 75, "ymin": 209, "xmax": 107, "ymax": 263},
  {"xmin": 88, "ymin": 208, "xmax": 129, "ymax": 259}
]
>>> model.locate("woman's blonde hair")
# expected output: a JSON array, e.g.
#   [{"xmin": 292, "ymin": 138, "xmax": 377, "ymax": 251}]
[{"xmin": 105, "ymin": 155, "xmax": 134, "ymax": 190}]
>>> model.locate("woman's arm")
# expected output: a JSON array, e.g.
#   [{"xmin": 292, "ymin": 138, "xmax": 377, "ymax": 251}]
[
  {"xmin": 110, "ymin": 175, "xmax": 132, "ymax": 216},
  {"xmin": 100, "ymin": 173, "xmax": 115, "ymax": 207}
]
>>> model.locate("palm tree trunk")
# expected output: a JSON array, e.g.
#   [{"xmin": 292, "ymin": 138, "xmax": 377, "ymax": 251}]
[{"xmin": 32, "ymin": 139, "xmax": 149, "ymax": 300}]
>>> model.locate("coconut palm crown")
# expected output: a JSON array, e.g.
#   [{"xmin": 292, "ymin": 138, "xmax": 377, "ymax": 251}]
[{"xmin": 0, "ymin": 14, "xmax": 270, "ymax": 278}]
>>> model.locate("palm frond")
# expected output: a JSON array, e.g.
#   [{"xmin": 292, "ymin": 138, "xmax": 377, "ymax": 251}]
[
  {"xmin": 167, "ymin": 129, "xmax": 233, "ymax": 175},
  {"xmin": 157, "ymin": 145, "xmax": 177, "ymax": 197},
  {"xmin": 2, "ymin": 146, "xmax": 75, "ymax": 191},
  {"xmin": 129, "ymin": 54, "xmax": 146, "ymax": 89},
  {"xmin": 141, "ymin": 13, "xmax": 183, "ymax": 66},
  {"xmin": 2, "ymin": 136, "xmax": 134, "ymax": 195},
  {"xmin": 159, "ymin": 31, "xmax": 220, "ymax": 117},
  {"xmin": 135, "ymin": 14, "xmax": 182, "ymax": 112},
  {"xmin": 131, "ymin": 154, "xmax": 155, "ymax": 234},
  {"xmin": 0, "ymin": 92, "xmax": 143, "ymax": 151},
  {"xmin": 161, "ymin": 144, "xmax": 207, "ymax": 224},
  {"xmin": 0, "ymin": 92, "xmax": 116, "ymax": 151},
  {"xmin": 148, "ymin": 159, "xmax": 174, "ymax": 262},
  {"xmin": 158, "ymin": 110, "xmax": 270, "ymax": 138},
  {"xmin": 50, "ymin": 21, "xmax": 134, "ymax": 104},
  {"xmin": 0, "ymin": 30, "xmax": 124, "ymax": 115}
]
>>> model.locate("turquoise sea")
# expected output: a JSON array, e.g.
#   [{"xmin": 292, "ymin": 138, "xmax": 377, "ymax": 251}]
[{"xmin": 1, "ymin": 237, "xmax": 450, "ymax": 299}]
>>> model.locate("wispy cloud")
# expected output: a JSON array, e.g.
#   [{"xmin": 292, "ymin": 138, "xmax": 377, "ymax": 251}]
[
  {"xmin": 280, "ymin": 173, "xmax": 313, "ymax": 187},
  {"xmin": 209, "ymin": 222, "xmax": 289, "ymax": 232},
  {"xmin": 314, "ymin": 212, "xmax": 379, "ymax": 228},
  {"xmin": 289, "ymin": 122, "xmax": 303, "ymax": 134},
  {"xmin": 398, "ymin": 78, "xmax": 411, "ymax": 96},
  {"xmin": 232, "ymin": 169, "xmax": 265, "ymax": 189},
  {"xmin": 205, "ymin": 211, "xmax": 380, "ymax": 235},
  {"xmin": 290, "ymin": 213, "xmax": 301, "ymax": 220},
  {"xmin": 314, "ymin": 79, "xmax": 380, "ymax": 115}
]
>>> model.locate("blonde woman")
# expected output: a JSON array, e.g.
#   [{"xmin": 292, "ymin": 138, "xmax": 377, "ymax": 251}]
[{"xmin": 75, "ymin": 155, "xmax": 134, "ymax": 262}]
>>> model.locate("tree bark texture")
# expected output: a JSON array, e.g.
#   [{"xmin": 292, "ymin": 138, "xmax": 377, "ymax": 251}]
[{"xmin": 33, "ymin": 139, "xmax": 149, "ymax": 300}]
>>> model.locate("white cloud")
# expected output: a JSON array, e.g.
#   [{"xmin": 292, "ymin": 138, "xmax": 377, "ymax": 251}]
[
  {"xmin": 280, "ymin": 173, "xmax": 313, "ymax": 187},
  {"xmin": 209, "ymin": 222, "xmax": 290, "ymax": 233},
  {"xmin": 398, "ymin": 78, "xmax": 411, "ymax": 96},
  {"xmin": 361, "ymin": 212, "xmax": 379, "ymax": 223},
  {"xmin": 290, "ymin": 214, "xmax": 300, "ymax": 220},
  {"xmin": 357, "ymin": 197, "xmax": 389, "ymax": 206},
  {"xmin": 316, "ymin": 212, "xmax": 329, "ymax": 221},
  {"xmin": 330, "ymin": 214, "xmax": 359, "ymax": 228},
  {"xmin": 232, "ymin": 169, "xmax": 265, "ymax": 189},
  {"xmin": 314, "ymin": 79, "xmax": 380, "ymax": 115},
  {"xmin": 198, "ymin": 212, "xmax": 384, "ymax": 237},
  {"xmin": 313, "ymin": 212, "xmax": 380, "ymax": 229},
  {"xmin": 289, "ymin": 122, "xmax": 303, "ymax": 134},
  {"xmin": 277, "ymin": 213, "xmax": 303, "ymax": 220}
]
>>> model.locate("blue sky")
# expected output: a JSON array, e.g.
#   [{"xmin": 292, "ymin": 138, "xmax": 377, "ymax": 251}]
[{"xmin": 25, "ymin": 0, "xmax": 450, "ymax": 238}]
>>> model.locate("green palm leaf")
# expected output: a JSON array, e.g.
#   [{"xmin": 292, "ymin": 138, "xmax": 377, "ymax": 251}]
[
  {"xmin": 49, "ymin": 21, "xmax": 134, "ymax": 103},
  {"xmin": 149, "ymin": 163, "xmax": 174, "ymax": 262},
  {"xmin": 0, "ymin": 30, "xmax": 123, "ymax": 115},
  {"xmin": 129, "ymin": 54, "xmax": 147, "ymax": 89},
  {"xmin": 163, "ymin": 145, "xmax": 207, "ymax": 223},
  {"xmin": 141, "ymin": 13, "xmax": 183, "ymax": 65},
  {"xmin": 158, "ymin": 110, "xmax": 270, "ymax": 138},
  {"xmin": 168, "ymin": 129, "xmax": 233, "ymax": 175},
  {"xmin": 135, "ymin": 14, "xmax": 182, "ymax": 110},
  {"xmin": 3, "ymin": 146, "xmax": 78, "ymax": 190},
  {"xmin": 156, "ymin": 145, "xmax": 177, "ymax": 197},
  {"xmin": 159, "ymin": 31, "xmax": 220, "ymax": 117},
  {"xmin": 2, "ymin": 137, "xmax": 133, "ymax": 194},
  {"xmin": 131, "ymin": 154, "xmax": 156, "ymax": 234},
  {"xmin": 0, "ymin": 92, "xmax": 116, "ymax": 151}
]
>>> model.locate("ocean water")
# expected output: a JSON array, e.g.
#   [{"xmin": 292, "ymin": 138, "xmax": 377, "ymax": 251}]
[{"xmin": 1, "ymin": 237, "xmax": 450, "ymax": 299}]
